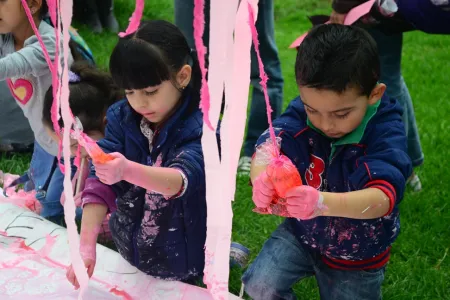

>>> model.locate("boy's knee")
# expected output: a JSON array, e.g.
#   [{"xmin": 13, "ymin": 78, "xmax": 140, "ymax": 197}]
[{"xmin": 242, "ymin": 267, "xmax": 291, "ymax": 300}]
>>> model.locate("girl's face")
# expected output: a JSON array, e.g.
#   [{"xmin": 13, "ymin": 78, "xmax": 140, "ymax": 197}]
[
  {"xmin": 125, "ymin": 65, "xmax": 192, "ymax": 124},
  {"xmin": 0, "ymin": 0, "xmax": 39, "ymax": 35},
  {"xmin": 0, "ymin": 0, "xmax": 25, "ymax": 34},
  {"xmin": 45, "ymin": 126, "xmax": 104, "ymax": 159}
]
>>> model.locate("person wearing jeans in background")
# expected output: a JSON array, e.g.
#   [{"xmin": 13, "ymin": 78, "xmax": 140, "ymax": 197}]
[
  {"xmin": 73, "ymin": 0, "xmax": 119, "ymax": 34},
  {"xmin": 330, "ymin": 0, "xmax": 424, "ymax": 192},
  {"xmin": 174, "ymin": 0, "xmax": 284, "ymax": 175}
]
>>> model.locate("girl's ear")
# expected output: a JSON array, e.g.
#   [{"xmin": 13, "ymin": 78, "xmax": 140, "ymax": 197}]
[
  {"xmin": 28, "ymin": 0, "xmax": 42, "ymax": 15},
  {"xmin": 176, "ymin": 65, "xmax": 192, "ymax": 89}
]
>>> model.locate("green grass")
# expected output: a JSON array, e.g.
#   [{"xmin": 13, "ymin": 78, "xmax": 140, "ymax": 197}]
[{"xmin": 2, "ymin": 0, "xmax": 450, "ymax": 298}]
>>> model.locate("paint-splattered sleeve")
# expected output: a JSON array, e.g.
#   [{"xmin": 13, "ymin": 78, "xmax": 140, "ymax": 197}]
[
  {"xmin": 349, "ymin": 123, "xmax": 412, "ymax": 215},
  {"xmin": 165, "ymin": 128, "xmax": 204, "ymax": 201}
]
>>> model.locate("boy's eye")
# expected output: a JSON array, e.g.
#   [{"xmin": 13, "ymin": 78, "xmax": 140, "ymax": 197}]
[
  {"xmin": 125, "ymin": 90, "xmax": 134, "ymax": 95},
  {"xmin": 306, "ymin": 107, "xmax": 317, "ymax": 114},
  {"xmin": 335, "ymin": 112, "xmax": 350, "ymax": 119}
]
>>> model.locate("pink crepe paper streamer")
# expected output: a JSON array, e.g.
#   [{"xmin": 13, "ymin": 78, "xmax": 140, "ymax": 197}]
[
  {"xmin": 248, "ymin": 1, "xmax": 278, "ymax": 156},
  {"xmin": 119, "ymin": 0, "xmax": 145, "ymax": 37},
  {"xmin": 194, "ymin": 0, "xmax": 214, "ymax": 131},
  {"xmin": 289, "ymin": 0, "xmax": 376, "ymax": 48},
  {"xmin": 59, "ymin": 1, "xmax": 90, "ymax": 298}
]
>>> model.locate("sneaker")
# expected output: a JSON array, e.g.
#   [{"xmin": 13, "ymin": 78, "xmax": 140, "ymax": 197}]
[
  {"xmin": 238, "ymin": 156, "xmax": 252, "ymax": 175},
  {"xmin": 101, "ymin": 11, "xmax": 119, "ymax": 33},
  {"xmin": 407, "ymin": 173, "xmax": 422, "ymax": 192},
  {"xmin": 86, "ymin": 13, "xmax": 103, "ymax": 33},
  {"xmin": 230, "ymin": 242, "xmax": 250, "ymax": 269}
]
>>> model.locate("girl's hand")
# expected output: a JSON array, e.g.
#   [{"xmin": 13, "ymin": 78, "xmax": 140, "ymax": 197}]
[
  {"xmin": 93, "ymin": 152, "xmax": 129, "ymax": 185},
  {"xmin": 66, "ymin": 244, "xmax": 96, "ymax": 289},
  {"xmin": 330, "ymin": 10, "xmax": 346, "ymax": 24},
  {"xmin": 285, "ymin": 186, "xmax": 326, "ymax": 220},
  {"xmin": 252, "ymin": 171, "xmax": 275, "ymax": 208}
]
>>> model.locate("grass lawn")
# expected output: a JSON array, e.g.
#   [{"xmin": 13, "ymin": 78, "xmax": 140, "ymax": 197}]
[{"xmin": 1, "ymin": 0, "xmax": 449, "ymax": 298}]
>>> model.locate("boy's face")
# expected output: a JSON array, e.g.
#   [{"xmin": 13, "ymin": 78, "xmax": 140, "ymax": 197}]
[{"xmin": 299, "ymin": 84, "xmax": 385, "ymax": 139}]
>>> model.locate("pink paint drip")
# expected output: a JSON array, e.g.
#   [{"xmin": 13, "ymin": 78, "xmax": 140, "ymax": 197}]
[
  {"xmin": 194, "ymin": 0, "xmax": 213, "ymax": 130},
  {"xmin": 119, "ymin": 0, "xmax": 144, "ymax": 37},
  {"xmin": 247, "ymin": 2, "xmax": 278, "ymax": 155}
]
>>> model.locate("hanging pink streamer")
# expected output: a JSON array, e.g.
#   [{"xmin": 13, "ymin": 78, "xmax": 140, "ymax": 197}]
[
  {"xmin": 248, "ymin": 2, "xmax": 278, "ymax": 155},
  {"xmin": 194, "ymin": 0, "xmax": 213, "ymax": 130},
  {"xmin": 119, "ymin": 0, "xmax": 145, "ymax": 37},
  {"xmin": 59, "ymin": 1, "xmax": 90, "ymax": 298}
]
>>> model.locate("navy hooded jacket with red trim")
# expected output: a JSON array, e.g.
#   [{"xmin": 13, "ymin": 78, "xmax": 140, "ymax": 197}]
[{"xmin": 256, "ymin": 94, "xmax": 412, "ymax": 270}]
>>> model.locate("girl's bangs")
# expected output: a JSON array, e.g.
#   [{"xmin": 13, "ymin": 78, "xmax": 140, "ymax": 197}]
[{"xmin": 109, "ymin": 38, "xmax": 171, "ymax": 90}]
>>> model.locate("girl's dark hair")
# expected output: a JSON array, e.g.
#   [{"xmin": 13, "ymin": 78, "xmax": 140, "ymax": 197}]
[
  {"xmin": 40, "ymin": 0, "xmax": 48, "ymax": 19},
  {"xmin": 42, "ymin": 62, "xmax": 123, "ymax": 133},
  {"xmin": 109, "ymin": 20, "xmax": 202, "ymax": 110}
]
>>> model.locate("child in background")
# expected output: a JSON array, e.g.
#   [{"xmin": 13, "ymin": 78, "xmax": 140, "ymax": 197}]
[
  {"xmin": 243, "ymin": 24, "xmax": 412, "ymax": 300},
  {"xmin": 41, "ymin": 61, "xmax": 122, "ymax": 223},
  {"xmin": 66, "ymin": 20, "xmax": 207, "ymax": 288},
  {"xmin": 0, "ymin": 0, "xmax": 74, "ymax": 223}
]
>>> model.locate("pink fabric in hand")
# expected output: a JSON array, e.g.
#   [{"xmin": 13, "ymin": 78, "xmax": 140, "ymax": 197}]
[
  {"xmin": 252, "ymin": 171, "xmax": 275, "ymax": 208},
  {"xmin": 93, "ymin": 152, "xmax": 129, "ymax": 185},
  {"xmin": 285, "ymin": 185, "xmax": 326, "ymax": 220}
]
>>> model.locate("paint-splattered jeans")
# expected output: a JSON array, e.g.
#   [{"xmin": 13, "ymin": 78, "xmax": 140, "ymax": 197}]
[
  {"xmin": 174, "ymin": 0, "xmax": 284, "ymax": 157},
  {"xmin": 242, "ymin": 220, "xmax": 385, "ymax": 300},
  {"xmin": 25, "ymin": 141, "xmax": 81, "ymax": 223}
]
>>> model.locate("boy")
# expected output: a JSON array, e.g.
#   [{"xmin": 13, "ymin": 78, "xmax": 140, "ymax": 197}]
[{"xmin": 242, "ymin": 24, "xmax": 412, "ymax": 300}]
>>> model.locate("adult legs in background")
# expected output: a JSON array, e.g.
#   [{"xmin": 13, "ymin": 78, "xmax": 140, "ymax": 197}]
[
  {"xmin": 369, "ymin": 30, "xmax": 423, "ymax": 191},
  {"xmin": 73, "ymin": 0, "xmax": 118, "ymax": 33},
  {"xmin": 174, "ymin": 0, "xmax": 284, "ymax": 174}
]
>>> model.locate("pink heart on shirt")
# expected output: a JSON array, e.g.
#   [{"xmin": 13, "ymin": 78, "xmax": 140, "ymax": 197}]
[{"xmin": 7, "ymin": 78, "xmax": 34, "ymax": 105}]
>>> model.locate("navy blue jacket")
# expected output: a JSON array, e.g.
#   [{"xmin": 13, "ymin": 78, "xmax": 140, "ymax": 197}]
[
  {"xmin": 256, "ymin": 94, "xmax": 412, "ymax": 270},
  {"xmin": 84, "ymin": 91, "xmax": 207, "ymax": 281},
  {"xmin": 397, "ymin": 0, "xmax": 450, "ymax": 34}
]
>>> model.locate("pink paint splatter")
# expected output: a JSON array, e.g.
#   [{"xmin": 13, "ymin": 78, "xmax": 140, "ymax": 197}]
[
  {"xmin": 119, "ymin": 0, "xmax": 144, "ymax": 38},
  {"xmin": 337, "ymin": 230, "xmax": 352, "ymax": 244},
  {"xmin": 109, "ymin": 287, "xmax": 133, "ymax": 300}
]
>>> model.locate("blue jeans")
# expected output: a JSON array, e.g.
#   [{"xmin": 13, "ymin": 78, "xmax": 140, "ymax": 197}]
[
  {"xmin": 174, "ymin": 0, "xmax": 284, "ymax": 157},
  {"xmin": 369, "ymin": 30, "xmax": 424, "ymax": 168},
  {"xmin": 242, "ymin": 221, "xmax": 385, "ymax": 300},
  {"xmin": 26, "ymin": 141, "xmax": 81, "ymax": 222}
]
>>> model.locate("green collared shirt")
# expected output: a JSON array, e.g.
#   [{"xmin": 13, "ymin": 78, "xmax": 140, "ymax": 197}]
[{"xmin": 306, "ymin": 100, "xmax": 381, "ymax": 160}]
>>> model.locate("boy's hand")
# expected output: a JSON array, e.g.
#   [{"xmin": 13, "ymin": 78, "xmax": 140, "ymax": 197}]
[
  {"xmin": 93, "ymin": 152, "xmax": 129, "ymax": 185},
  {"xmin": 252, "ymin": 171, "xmax": 275, "ymax": 208},
  {"xmin": 66, "ymin": 244, "xmax": 96, "ymax": 289},
  {"xmin": 330, "ymin": 10, "xmax": 346, "ymax": 24},
  {"xmin": 285, "ymin": 186, "xmax": 326, "ymax": 219}
]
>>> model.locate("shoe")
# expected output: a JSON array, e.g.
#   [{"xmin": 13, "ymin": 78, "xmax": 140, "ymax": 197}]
[
  {"xmin": 86, "ymin": 13, "xmax": 103, "ymax": 33},
  {"xmin": 102, "ymin": 11, "xmax": 119, "ymax": 33},
  {"xmin": 238, "ymin": 156, "xmax": 252, "ymax": 175},
  {"xmin": 407, "ymin": 173, "xmax": 422, "ymax": 192},
  {"xmin": 230, "ymin": 242, "xmax": 250, "ymax": 269}
]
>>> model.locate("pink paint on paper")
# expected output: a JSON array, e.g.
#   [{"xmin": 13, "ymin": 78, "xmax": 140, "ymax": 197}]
[
  {"xmin": 194, "ymin": 0, "xmax": 213, "ymax": 130},
  {"xmin": 119, "ymin": 0, "xmax": 144, "ymax": 37},
  {"xmin": 289, "ymin": 0, "xmax": 376, "ymax": 48}
]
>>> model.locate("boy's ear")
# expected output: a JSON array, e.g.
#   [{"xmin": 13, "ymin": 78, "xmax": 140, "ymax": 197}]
[
  {"xmin": 28, "ymin": 0, "xmax": 42, "ymax": 15},
  {"xmin": 368, "ymin": 83, "xmax": 386, "ymax": 105}
]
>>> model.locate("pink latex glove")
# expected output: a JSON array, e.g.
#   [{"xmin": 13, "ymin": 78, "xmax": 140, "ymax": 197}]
[
  {"xmin": 252, "ymin": 171, "xmax": 276, "ymax": 208},
  {"xmin": 93, "ymin": 152, "xmax": 129, "ymax": 185},
  {"xmin": 285, "ymin": 185, "xmax": 326, "ymax": 220}
]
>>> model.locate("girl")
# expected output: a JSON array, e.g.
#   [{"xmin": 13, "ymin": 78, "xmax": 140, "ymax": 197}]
[
  {"xmin": 0, "ymin": 0, "xmax": 75, "ymax": 223},
  {"xmin": 67, "ymin": 20, "xmax": 207, "ymax": 288},
  {"xmin": 42, "ymin": 60, "xmax": 122, "ymax": 229}
]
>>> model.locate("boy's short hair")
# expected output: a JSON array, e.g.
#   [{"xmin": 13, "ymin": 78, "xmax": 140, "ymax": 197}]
[{"xmin": 295, "ymin": 24, "xmax": 380, "ymax": 97}]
